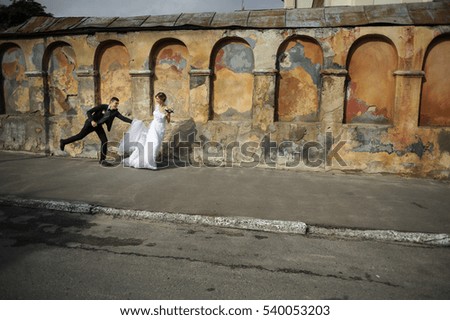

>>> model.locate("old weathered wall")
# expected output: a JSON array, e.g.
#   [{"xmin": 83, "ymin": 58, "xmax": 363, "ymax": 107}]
[
  {"xmin": 345, "ymin": 36, "xmax": 397, "ymax": 124},
  {"xmin": 419, "ymin": 35, "xmax": 450, "ymax": 126},
  {"xmin": 277, "ymin": 36, "xmax": 323, "ymax": 122},
  {"xmin": 0, "ymin": 12, "xmax": 449, "ymax": 178},
  {"xmin": 1, "ymin": 45, "xmax": 29, "ymax": 114}
]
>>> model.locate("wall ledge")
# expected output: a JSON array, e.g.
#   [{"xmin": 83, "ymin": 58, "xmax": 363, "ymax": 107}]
[
  {"xmin": 320, "ymin": 69, "xmax": 348, "ymax": 76},
  {"xmin": 129, "ymin": 70, "xmax": 153, "ymax": 77},
  {"xmin": 253, "ymin": 69, "xmax": 278, "ymax": 76},
  {"xmin": 75, "ymin": 69, "xmax": 98, "ymax": 77},
  {"xmin": 25, "ymin": 71, "xmax": 46, "ymax": 77},
  {"xmin": 189, "ymin": 69, "xmax": 211, "ymax": 76},
  {"xmin": 393, "ymin": 70, "xmax": 425, "ymax": 77}
]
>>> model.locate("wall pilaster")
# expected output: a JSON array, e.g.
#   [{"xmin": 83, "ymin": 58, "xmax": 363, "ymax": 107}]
[
  {"xmin": 129, "ymin": 70, "xmax": 152, "ymax": 120},
  {"xmin": 75, "ymin": 69, "xmax": 97, "ymax": 111},
  {"xmin": 25, "ymin": 71, "xmax": 46, "ymax": 114},
  {"xmin": 319, "ymin": 69, "xmax": 348, "ymax": 127},
  {"xmin": 189, "ymin": 69, "xmax": 211, "ymax": 123},
  {"xmin": 252, "ymin": 69, "xmax": 277, "ymax": 132},
  {"xmin": 393, "ymin": 70, "xmax": 425, "ymax": 129}
]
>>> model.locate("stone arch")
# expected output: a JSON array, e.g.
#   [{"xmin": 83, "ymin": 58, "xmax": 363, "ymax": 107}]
[
  {"xmin": 150, "ymin": 38, "xmax": 190, "ymax": 117},
  {"xmin": 275, "ymin": 36, "xmax": 323, "ymax": 122},
  {"xmin": 344, "ymin": 35, "xmax": 398, "ymax": 124},
  {"xmin": 209, "ymin": 37, "xmax": 254, "ymax": 121},
  {"xmin": 419, "ymin": 34, "xmax": 450, "ymax": 126},
  {"xmin": 94, "ymin": 40, "xmax": 131, "ymax": 111},
  {"xmin": 42, "ymin": 41, "xmax": 78, "ymax": 115},
  {"xmin": 0, "ymin": 43, "xmax": 29, "ymax": 114}
]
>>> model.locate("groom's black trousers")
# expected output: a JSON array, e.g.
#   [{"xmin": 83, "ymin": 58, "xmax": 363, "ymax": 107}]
[{"xmin": 61, "ymin": 121, "xmax": 108, "ymax": 161}]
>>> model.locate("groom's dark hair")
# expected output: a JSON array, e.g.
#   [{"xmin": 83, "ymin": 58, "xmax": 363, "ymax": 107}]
[{"xmin": 110, "ymin": 97, "xmax": 120, "ymax": 103}]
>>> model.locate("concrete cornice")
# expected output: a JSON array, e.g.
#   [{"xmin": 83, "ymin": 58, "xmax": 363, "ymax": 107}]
[{"xmin": 1, "ymin": 3, "xmax": 448, "ymax": 38}]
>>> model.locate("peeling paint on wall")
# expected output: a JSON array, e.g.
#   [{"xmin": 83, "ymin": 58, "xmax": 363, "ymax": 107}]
[
  {"xmin": 97, "ymin": 43, "xmax": 132, "ymax": 143},
  {"xmin": 1, "ymin": 46, "xmax": 29, "ymax": 113},
  {"xmin": 99, "ymin": 43, "xmax": 131, "ymax": 110},
  {"xmin": 213, "ymin": 40, "xmax": 254, "ymax": 120},
  {"xmin": 277, "ymin": 38, "xmax": 323, "ymax": 122},
  {"xmin": 154, "ymin": 43, "xmax": 190, "ymax": 118},
  {"xmin": 406, "ymin": 138, "xmax": 433, "ymax": 159},
  {"xmin": 215, "ymin": 43, "xmax": 254, "ymax": 73},
  {"xmin": 353, "ymin": 127, "xmax": 394, "ymax": 154},
  {"xmin": 47, "ymin": 45, "xmax": 78, "ymax": 115}
]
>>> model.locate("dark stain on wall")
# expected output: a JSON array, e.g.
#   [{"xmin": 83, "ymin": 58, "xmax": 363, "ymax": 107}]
[
  {"xmin": 190, "ymin": 75, "xmax": 206, "ymax": 89},
  {"xmin": 353, "ymin": 127, "xmax": 394, "ymax": 154},
  {"xmin": 213, "ymin": 108, "xmax": 252, "ymax": 120},
  {"xmin": 405, "ymin": 138, "xmax": 433, "ymax": 159},
  {"xmin": 32, "ymin": 43, "xmax": 45, "ymax": 70},
  {"xmin": 438, "ymin": 131, "xmax": 450, "ymax": 153}
]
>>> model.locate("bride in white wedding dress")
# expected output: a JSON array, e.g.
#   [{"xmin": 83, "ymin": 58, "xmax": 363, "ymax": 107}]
[{"xmin": 120, "ymin": 92, "xmax": 171, "ymax": 170}]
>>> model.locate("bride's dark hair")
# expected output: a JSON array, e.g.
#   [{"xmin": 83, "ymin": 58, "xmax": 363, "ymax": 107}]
[{"xmin": 155, "ymin": 92, "xmax": 167, "ymax": 102}]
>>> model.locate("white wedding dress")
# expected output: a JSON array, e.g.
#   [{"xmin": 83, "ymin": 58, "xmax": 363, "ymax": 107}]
[{"xmin": 120, "ymin": 106, "xmax": 167, "ymax": 170}]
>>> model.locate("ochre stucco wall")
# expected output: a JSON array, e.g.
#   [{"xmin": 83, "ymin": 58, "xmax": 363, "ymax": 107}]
[
  {"xmin": 0, "ymin": 24, "xmax": 449, "ymax": 178},
  {"xmin": 345, "ymin": 37, "xmax": 397, "ymax": 124},
  {"xmin": 420, "ymin": 36, "xmax": 450, "ymax": 126}
]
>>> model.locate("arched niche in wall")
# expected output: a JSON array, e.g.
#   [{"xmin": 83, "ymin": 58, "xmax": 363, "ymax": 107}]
[
  {"xmin": 0, "ymin": 44, "xmax": 29, "ymax": 114},
  {"xmin": 43, "ymin": 42, "xmax": 78, "ymax": 115},
  {"xmin": 94, "ymin": 41, "xmax": 131, "ymax": 110},
  {"xmin": 275, "ymin": 36, "xmax": 323, "ymax": 122},
  {"xmin": 150, "ymin": 38, "xmax": 190, "ymax": 117},
  {"xmin": 209, "ymin": 38, "xmax": 254, "ymax": 121},
  {"xmin": 419, "ymin": 34, "xmax": 450, "ymax": 127},
  {"xmin": 344, "ymin": 36, "xmax": 397, "ymax": 124}
]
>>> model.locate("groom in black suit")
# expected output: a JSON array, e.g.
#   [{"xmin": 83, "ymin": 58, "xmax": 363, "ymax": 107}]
[{"xmin": 60, "ymin": 97, "xmax": 132, "ymax": 166}]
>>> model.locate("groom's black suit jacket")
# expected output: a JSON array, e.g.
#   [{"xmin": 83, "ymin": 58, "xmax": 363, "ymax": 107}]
[{"xmin": 86, "ymin": 104, "xmax": 132, "ymax": 131}]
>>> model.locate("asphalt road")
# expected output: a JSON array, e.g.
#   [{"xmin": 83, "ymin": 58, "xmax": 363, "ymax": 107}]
[{"xmin": 0, "ymin": 205, "xmax": 449, "ymax": 299}]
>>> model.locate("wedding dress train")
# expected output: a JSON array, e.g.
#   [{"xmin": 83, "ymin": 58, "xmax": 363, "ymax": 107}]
[{"xmin": 120, "ymin": 107, "xmax": 166, "ymax": 170}]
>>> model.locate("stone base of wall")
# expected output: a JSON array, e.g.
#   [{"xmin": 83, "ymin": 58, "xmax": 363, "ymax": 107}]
[{"xmin": 1, "ymin": 116, "xmax": 448, "ymax": 179}]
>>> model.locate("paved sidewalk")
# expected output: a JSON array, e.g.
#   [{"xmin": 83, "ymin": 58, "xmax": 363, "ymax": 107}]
[{"xmin": 1, "ymin": 151, "xmax": 449, "ymax": 245}]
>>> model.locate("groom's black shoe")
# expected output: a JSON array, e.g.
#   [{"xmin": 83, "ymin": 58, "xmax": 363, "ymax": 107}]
[
  {"xmin": 100, "ymin": 160, "xmax": 114, "ymax": 167},
  {"xmin": 59, "ymin": 139, "xmax": 65, "ymax": 151}
]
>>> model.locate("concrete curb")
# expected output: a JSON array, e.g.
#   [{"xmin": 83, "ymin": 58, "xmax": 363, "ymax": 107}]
[
  {"xmin": 1, "ymin": 195, "xmax": 449, "ymax": 246},
  {"xmin": 308, "ymin": 226, "xmax": 450, "ymax": 247},
  {"xmin": 0, "ymin": 196, "xmax": 307, "ymax": 235}
]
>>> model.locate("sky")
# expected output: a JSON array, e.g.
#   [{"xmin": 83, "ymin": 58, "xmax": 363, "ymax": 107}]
[{"xmin": 1, "ymin": 0, "xmax": 285, "ymax": 17}]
